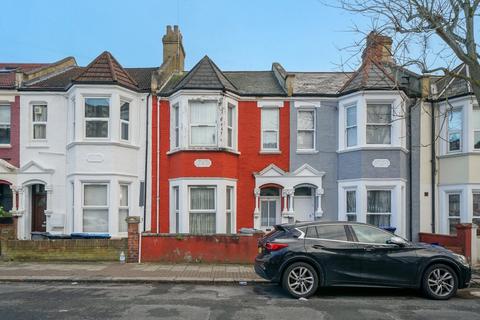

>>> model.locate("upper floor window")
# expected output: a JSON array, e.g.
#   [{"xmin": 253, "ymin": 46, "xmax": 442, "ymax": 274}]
[
  {"xmin": 0, "ymin": 104, "xmax": 10, "ymax": 145},
  {"xmin": 297, "ymin": 109, "xmax": 315, "ymax": 150},
  {"xmin": 189, "ymin": 101, "xmax": 217, "ymax": 146},
  {"xmin": 261, "ymin": 108, "xmax": 279, "ymax": 151},
  {"xmin": 85, "ymin": 98, "xmax": 109, "ymax": 138},
  {"xmin": 32, "ymin": 104, "xmax": 47, "ymax": 140},
  {"xmin": 227, "ymin": 103, "xmax": 235, "ymax": 148},
  {"xmin": 172, "ymin": 103, "xmax": 180, "ymax": 148},
  {"xmin": 447, "ymin": 109, "xmax": 462, "ymax": 152},
  {"xmin": 345, "ymin": 105, "xmax": 357, "ymax": 147},
  {"xmin": 120, "ymin": 101, "xmax": 129, "ymax": 141},
  {"xmin": 473, "ymin": 104, "xmax": 480, "ymax": 150},
  {"xmin": 366, "ymin": 104, "xmax": 391, "ymax": 144}
]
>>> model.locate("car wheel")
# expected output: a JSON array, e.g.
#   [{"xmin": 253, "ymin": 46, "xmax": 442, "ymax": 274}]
[
  {"xmin": 422, "ymin": 264, "xmax": 458, "ymax": 300},
  {"xmin": 282, "ymin": 262, "xmax": 319, "ymax": 299}
]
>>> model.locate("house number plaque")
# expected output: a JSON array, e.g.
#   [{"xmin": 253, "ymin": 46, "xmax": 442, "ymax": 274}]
[{"xmin": 194, "ymin": 159, "xmax": 212, "ymax": 168}]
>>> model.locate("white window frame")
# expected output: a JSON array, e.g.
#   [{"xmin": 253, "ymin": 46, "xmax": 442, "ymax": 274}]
[
  {"xmin": 473, "ymin": 104, "xmax": 480, "ymax": 151},
  {"xmin": 227, "ymin": 103, "xmax": 235, "ymax": 149},
  {"xmin": 189, "ymin": 100, "xmax": 218, "ymax": 147},
  {"xmin": 120, "ymin": 100, "xmax": 130, "ymax": 142},
  {"xmin": 82, "ymin": 183, "xmax": 109, "ymax": 233},
  {"xmin": 172, "ymin": 103, "xmax": 180, "ymax": 149},
  {"xmin": 188, "ymin": 186, "xmax": 217, "ymax": 234},
  {"xmin": 296, "ymin": 108, "xmax": 316, "ymax": 151},
  {"xmin": 447, "ymin": 192, "xmax": 461, "ymax": 234},
  {"xmin": 345, "ymin": 189, "xmax": 357, "ymax": 222},
  {"xmin": 84, "ymin": 97, "xmax": 110, "ymax": 139},
  {"xmin": 345, "ymin": 105, "xmax": 357, "ymax": 148},
  {"xmin": 447, "ymin": 107, "xmax": 463, "ymax": 153},
  {"xmin": 32, "ymin": 104, "xmax": 47, "ymax": 140},
  {"xmin": 366, "ymin": 103, "xmax": 392, "ymax": 145},
  {"xmin": 261, "ymin": 107, "xmax": 280, "ymax": 151},
  {"xmin": 173, "ymin": 186, "xmax": 180, "ymax": 233},
  {"xmin": 0, "ymin": 104, "xmax": 11, "ymax": 145},
  {"xmin": 118, "ymin": 183, "xmax": 130, "ymax": 233},
  {"xmin": 366, "ymin": 189, "xmax": 392, "ymax": 227},
  {"xmin": 226, "ymin": 186, "xmax": 234, "ymax": 234}
]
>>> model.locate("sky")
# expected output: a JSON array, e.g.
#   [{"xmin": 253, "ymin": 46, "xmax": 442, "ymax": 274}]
[{"xmin": 1, "ymin": 0, "xmax": 376, "ymax": 71}]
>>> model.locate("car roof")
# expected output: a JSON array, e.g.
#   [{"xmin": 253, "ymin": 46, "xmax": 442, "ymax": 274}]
[{"xmin": 278, "ymin": 221, "xmax": 370, "ymax": 229}]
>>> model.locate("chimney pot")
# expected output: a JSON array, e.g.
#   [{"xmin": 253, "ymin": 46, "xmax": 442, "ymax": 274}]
[{"xmin": 162, "ymin": 25, "xmax": 185, "ymax": 73}]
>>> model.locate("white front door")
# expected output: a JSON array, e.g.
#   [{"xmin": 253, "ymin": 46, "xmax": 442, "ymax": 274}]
[
  {"xmin": 260, "ymin": 198, "xmax": 280, "ymax": 231},
  {"xmin": 294, "ymin": 196, "xmax": 314, "ymax": 222}
]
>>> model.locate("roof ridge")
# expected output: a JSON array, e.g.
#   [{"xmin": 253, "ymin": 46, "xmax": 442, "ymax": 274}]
[{"xmin": 206, "ymin": 57, "xmax": 237, "ymax": 91}]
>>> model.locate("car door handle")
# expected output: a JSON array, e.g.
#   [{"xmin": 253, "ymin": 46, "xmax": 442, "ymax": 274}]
[{"xmin": 364, "ymin": 247, "xmax": 375, "ymax": 252}]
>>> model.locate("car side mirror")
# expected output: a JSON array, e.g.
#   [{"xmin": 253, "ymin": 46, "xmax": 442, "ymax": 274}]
[{"xmin": 387, "ymin": 236, "xmax": 407, "ymax": 247}]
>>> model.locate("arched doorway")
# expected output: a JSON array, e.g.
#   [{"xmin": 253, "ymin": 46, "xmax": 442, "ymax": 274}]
[
  {"xmin": 0, "ymin": 182, "xmax": 13, "ymax": 213},
  {"xmin": 259, "ymin": 186, "xmax": 281, "ymax": 230},
  {"xmin": 30, "ymin": 184, "xmax": 47, "ymax": 232}
]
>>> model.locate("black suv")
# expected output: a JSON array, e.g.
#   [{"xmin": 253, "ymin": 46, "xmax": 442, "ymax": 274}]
[{"xmin": 255, "ymin": 222, "xmax": 471, "ymax": 299}]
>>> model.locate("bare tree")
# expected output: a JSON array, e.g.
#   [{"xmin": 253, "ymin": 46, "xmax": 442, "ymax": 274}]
[{"xmin": 332, "ymin": 0, "xmax": 480, "ymax": 105}]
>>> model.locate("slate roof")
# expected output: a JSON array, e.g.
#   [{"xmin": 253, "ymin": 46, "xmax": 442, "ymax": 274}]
[
  {"xmin": 72, "ymin": 51, "xmax": 139, "ymax": 90},
  {"xmin": 291, "ymin": 72, "xmax": 353, "ymax": 96},
  {"xmin": 223, "ymin": 71, "xmax": 286, "ymax": 96},
  {"xmin": 435, "ymin": 64, "xmax": 472, "ymax": 99}
]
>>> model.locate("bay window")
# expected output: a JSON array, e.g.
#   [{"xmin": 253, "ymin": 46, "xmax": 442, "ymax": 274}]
[
  {"xmin": 118, "ymin": 184, "xmax": 129, "ymax": 233},
  {"xmin": 226, "ymin": 186, "xmax": 233, "ymax": 234},
  {"xmin": 83, "ymin": 184, "xmax": 108, "ymax": 232},
  {"xmin": 447, "ymin": 109, "xmax": 462, "ymax": 152},
  {"xmin": 473, "ymin": 104, "xmax": 480, "ymax": 150},
  {"xmin": 189, "ymin": 101, "xmax": 217, "ymax": 146},
  {"xmin": 0, "ymin": 104, "xmax": 11, "ymax": 144},
  {"xmin": 227, "ymin": 103, "xmax": 235, "ymax": 148},
  {"xmin": 367, "ymin": 190, "xmax": 391, "ymax": 227},
  {"xmin": 32, "ymin": 104, "xmax": 47, "ymax": 140},
  {"xmin": 261, "ymin": 108, "xmax": 279, "ymax": 150},
  {"xmin": 85, "ymin": 98, "xmax": 109, "ymax": 138},
  {"xmin": 346, "ymin": 190, "xmax": 357, "ymax": 221},
  {"xmin": 366, "ymin": 104, "xmax": 391, "ymax": 144},
  {"xmin": 120, "ymin": 101, "xmax": 130, "ymax": 141},
  {"xmin": 345, "ymin": 105, "xmax": 357, "ymax": 147},
  {"xmin": 447, "ymin": 193, "xmax": 461, "ymax": 235},
  {"xmin": 473, "ymin": 192, "xmax": 480, "ymax": 233},
  {"xmin": 189, "ymin": 186, "xmax": 216, "ymax": 234},
  {"xmin": 173, "ymin": 186, "xmax": 179, "ymax": 233},
  {"xmin": 297, "ymin": 109, "xmax": 315, "ymax": 150},
  {"xmin": 172, "ymin": 103, "xmax": 180, "ymax": 148}
]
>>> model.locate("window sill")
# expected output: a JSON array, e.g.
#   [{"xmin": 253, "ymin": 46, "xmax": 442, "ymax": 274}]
[
  {"xmin": 66, "ymin": 141, "xmax": 140, "ymax": 150},
  {"xmin": 167, "ymin": 148, "xmax": 240, "ymax": 155},
  {"xmin": 337, "ymin": 146, "xmax": 408, "ymax": 154},
  {"xmin": 0, "ymin": 144, "xmax": 11, "ymax": 149},
  {"xmin": 259, "ymin": 150, "xmax": 281, "ymax": 155},
  {"xmin": 438, "ymin": 152, "xmax": 480, "ymax": 159},
  {"xmin": 296, "ymin": 150, "xmax": 318, "ymax": 154}
]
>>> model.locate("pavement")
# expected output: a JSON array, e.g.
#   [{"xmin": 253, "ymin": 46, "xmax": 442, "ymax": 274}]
[
  {"xmin": 0, "ymin": 262, "xmax": 265, "ymax": 284},
  {"xmin": 1, "ymin": 282, "xmax": 480, "ymax": 320}
]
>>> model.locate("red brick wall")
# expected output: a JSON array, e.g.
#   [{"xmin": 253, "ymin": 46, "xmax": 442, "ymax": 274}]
[
  {"xmin": 0, "ymin": 96, "xmax": 20, "ymax": 168},
  {"xmin": 141, "ymin": 233, "xmax": 263, "ymax": 263},
  {"xmin": 419, "ymin": 224, "xmax": 474, "ymax": 260}
]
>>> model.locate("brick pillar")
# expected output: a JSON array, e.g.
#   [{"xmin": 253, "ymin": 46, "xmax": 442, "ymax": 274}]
[
  {"xmin": 455, "ymin": 224, "xmax": 473, "ymax": 261},
  {"xmin": 12, "ymin": 216, "xmax": 18, "ymax": 240},
  {"xmin": 126, "ymin": 216, "xmax": 141, "ymax": 263}
]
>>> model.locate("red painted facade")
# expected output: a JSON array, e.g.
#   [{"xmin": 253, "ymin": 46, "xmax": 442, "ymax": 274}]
[
  {"xmin": 0, "ymin": 96, "xmax": 20, "ymax": 168},
  {"xmin": 150, "ymin": 98, "xmax": 290, "ymax": 233}
]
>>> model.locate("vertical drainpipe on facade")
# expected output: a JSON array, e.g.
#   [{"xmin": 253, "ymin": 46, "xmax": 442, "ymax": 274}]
[
  {"xmin": 156, "ymin": 97, "xmax": 160, "ymax": 234},
  {"xmin": 431, "ymin": 101, "xmax": 436, "ymax": 233},
  {"xmin": 407, "ymin": 98, "xmax": 417, "ymax": 241},
  {"xmin": 140, "ymin": 93, "xmax": 150, "ymax": 263}
]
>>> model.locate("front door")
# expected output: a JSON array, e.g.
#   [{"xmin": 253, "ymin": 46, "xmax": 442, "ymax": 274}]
[
  {"xmin": 260, "ymin": 199, "xmax": 279, "ymax": 231},
  {"xmin": 31, "ymin": 184, "xmax": 47, "ymax": 232}
]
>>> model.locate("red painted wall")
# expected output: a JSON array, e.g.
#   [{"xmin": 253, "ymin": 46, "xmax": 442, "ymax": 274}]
[
  {"xmin": 150, "ymin": 97, "xmax": 290, "ymax": 233},
  {"xmin": 141, "ymin": 233, "xmax": 263, "ymax": 263},
  {"xmin": 0, "ymin": 96, "xmax": 20, "ymax": 168},
  {"xmin": 419, "ymin": 224, "xmax": 474, "ymax": 260}
]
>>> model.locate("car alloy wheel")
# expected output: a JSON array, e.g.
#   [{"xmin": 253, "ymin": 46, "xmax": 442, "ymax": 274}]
[
  {"xmin": 423, "ymin": 264, "xmax": 458, "ymax": 300},
  {"xmin": 282, "ymin": 262, "xmax": 319, "ymax": 298}
]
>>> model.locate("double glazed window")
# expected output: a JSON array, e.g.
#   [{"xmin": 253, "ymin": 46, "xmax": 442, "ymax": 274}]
[
  {"xmin": 83, "ymin": 184, "xmax": 108, "ymax": 232},
  {"xmin": 227, "ymin": 103, "xmax": 235, "ymax": 148},
  {"xmin": 85, "ymin": 98, "xmax": 109, "ymax": 138},
  {"xmin": 473, "ymin": 105, "xmax": 480, "ymax": 150},
  {"xmin": 172, "ymin": 104, "xmax": 180, "ymax": 148},
  {"xmin": 261, "ymin": 108, "xmax": 279, "ymax": 150},
  {"xmin": 226, "ymin": 186, "xmax": 233, "ymax": 234},
  {"xmin": 473, "ymin": 192, "xmax": 480, "ymax": 234},
  {"xmin": 297, "ymin": 109, "xmax": 315, "ymax": 150},
  {"xmin": 447, "ymin": 193, "xmax": 461, "ymax": 235},
  {"xmin": 345, "ymin": 106, "xmax": 357, "ymax": 147},
  {"xmin": 346, "ymin": 190, "xmax": 357, "ymax": 222},
  {"xmin": 366, "ymin": 104, "xmax": 391, "ymax": 144},
  {"xmin": 366, "ymin": 190, "xmax": 391, "ymax": 227},
  {"xmin": 190, "ymin": 101, "xmax": 217, "ymax": 146},
  {"xmin": 118, "ymin": 184, "xmax": 129, "ymax": 233},
  {"xmin": 120, "ymin": 101, "xmax": 130, "ymax": 141},
  {"xmin": 189, "ymin": 187, "xmax": 216, "ymax": 234},
  {"xmin": 0, "ymin": 105, "xmax": 11, "ymax": 144},
  {"xmin": 32, "ymin": 104, "xmax": 47, "ymax": 140},
  {"xmin": 173, "ymin": 186, "xmax": 180, "ymax": 233},
  {"xmin": 447, "ymin": 109, "xmax": 462, "ymax": 152}
]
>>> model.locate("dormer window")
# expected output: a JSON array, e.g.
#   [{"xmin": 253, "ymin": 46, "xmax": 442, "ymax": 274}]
[
  {"xmin": 85, "ymin": 98, "xmax": 109, "ymax": 138},
  {"xmin": 366, "ymin": 103, "xmax": 391, "ymax": 145},
  {"xmin": 32, "ymin": 104, "xmax": 47, "ymax": 140},
  {"xmin": 189, "ymin": 101, "xmax": 217, "ymax": 146}
]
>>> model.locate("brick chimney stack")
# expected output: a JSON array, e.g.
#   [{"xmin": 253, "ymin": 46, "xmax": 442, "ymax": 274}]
[
  {"xmin": 362, "ymin": 32, "xmax": 393, "ymax": 63},
  {"xmin": 162, "ymin": 25, "xmax": 185, "ymax": 73}
]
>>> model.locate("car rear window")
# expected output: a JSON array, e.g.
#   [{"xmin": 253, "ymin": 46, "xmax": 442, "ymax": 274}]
[{"xmin": 306, "ymin": 225, "xmax": 348, "ymax": 241}]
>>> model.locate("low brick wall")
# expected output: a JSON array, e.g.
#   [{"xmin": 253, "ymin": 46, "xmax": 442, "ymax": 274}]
[
  {"xmin": 0, "ymin": 221, "xmax": 16, "ymax": 241},
  {"xmin": 0, "ymin": 239, "xmax": 127, "ymax": 262},
  {"xmin": 141, "ymin": 233, "xmax": 264, "ymax": 264}
]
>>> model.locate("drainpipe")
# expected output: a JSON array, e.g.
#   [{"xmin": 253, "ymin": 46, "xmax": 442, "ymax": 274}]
[
  {"xmin": 156, "ymin": 98, "xmax": 160, "ymax": 234},
  {"xmin": 407, "ymin": 99, "xmax": 416, "ymax": 241},
  {"xmin": 431, "ymin": 101, "xmax": 436, "ymax": 233},
  {"xmin": 143, "ymin": 93, "xmax": 151, "ymax": 232}
]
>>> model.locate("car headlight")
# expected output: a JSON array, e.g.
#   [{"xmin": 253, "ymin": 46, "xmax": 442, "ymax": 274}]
[{"xmin": 453, "ymin": 253, "xmax": 468, "ymax": 265}]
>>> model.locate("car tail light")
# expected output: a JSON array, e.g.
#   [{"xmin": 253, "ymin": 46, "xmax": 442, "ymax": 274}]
[{"xmin": 265, "ymin": 242, "xmax": 288, "ymax": 251}]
